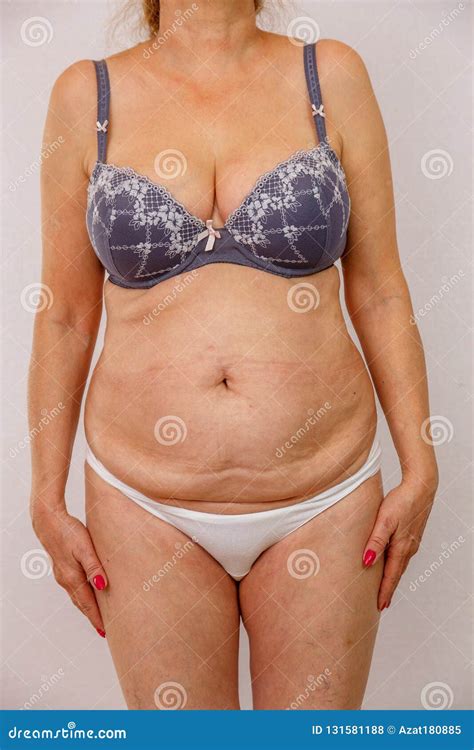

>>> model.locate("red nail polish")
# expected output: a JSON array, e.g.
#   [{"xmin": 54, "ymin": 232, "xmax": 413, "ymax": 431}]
[
  {"xmin": 93, "ymin": 575, "xmax": 106, "ymax": 590},
  {"xmin": 380, "ymin": 603, "xmax": 386, "ymax": 611},
  {"xmin": 363, "ymin": 549, "xmax": 376, "ymax": 567},
  {"xmin": 96, "ymin": 628, "xmax": 106, "ymax": 638}
]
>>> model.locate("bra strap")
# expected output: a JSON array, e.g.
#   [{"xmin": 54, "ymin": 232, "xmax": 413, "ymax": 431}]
[
  {"xmin": 303, "ymin": 43, "xmax": 327, "ymax": 144},
  {"xmin": 92, "ymin": 59, "xmax": 110, "ymax": 163}
]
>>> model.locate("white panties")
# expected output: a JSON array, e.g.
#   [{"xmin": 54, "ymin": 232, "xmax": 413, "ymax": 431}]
[{"xmin": 86, "ymin": 440, "xmax": 382, "ymax": 581}]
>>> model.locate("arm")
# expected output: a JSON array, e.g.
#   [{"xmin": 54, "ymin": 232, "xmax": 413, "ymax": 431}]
[
  {"xmin": 319, "ymin": 40, "xmax": 438, "ymax": 609},
  {"xmin": 28, "ymin": 60, "xmax": 108, "ymax": 634}
]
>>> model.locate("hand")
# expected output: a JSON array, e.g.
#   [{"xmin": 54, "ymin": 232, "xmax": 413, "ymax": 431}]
[
  {"xmin": 31, "ymin": 504, "xmax": 108, "ymax": 636},
  {"xmin": 362, "ymin": 477, "xmax": 437, "ymax": 610}
]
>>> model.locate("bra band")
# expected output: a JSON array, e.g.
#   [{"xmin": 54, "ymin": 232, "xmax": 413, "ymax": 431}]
[
  {"xmin": 303, "ymin": 43, "xmax": 327, "ymax": 144},
  {"xmin": 93, "ymin": 59, "xmax": 110, "ymax": 163}
]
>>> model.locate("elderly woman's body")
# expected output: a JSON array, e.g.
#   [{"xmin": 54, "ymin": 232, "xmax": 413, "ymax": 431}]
[{"xmin": 29, "ymin": 3, "xmax": 437, "ymax": 709}]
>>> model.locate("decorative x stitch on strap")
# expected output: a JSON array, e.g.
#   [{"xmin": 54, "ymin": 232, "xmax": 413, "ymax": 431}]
[
  {"xmin": 96, "ymin": 120, "xmax": 109, "ymax": 133},
  {"xmin": 311, "ymin": 103, "xmax": 325, "ymax": 118}
]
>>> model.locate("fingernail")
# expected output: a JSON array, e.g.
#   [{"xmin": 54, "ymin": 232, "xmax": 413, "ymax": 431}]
[
  {"xmin": 93, "ymin": 575, "xmax": 106, "ymax": 590},
  {"xmin": 363, "ymin": 549, "xmax": 377, "ymax": 567},
  {"xmin": 96, "ymin": 628, "xmax": 106, "ymax": 638},
  {"xmin": 380, "ymin": 603, "xmax": 387, "ymax": 611}
]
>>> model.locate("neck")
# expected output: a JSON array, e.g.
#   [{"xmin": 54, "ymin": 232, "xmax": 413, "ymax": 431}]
[{"xmin": 156, "ymin": 0, "xmax": 260, "ymax": 59}]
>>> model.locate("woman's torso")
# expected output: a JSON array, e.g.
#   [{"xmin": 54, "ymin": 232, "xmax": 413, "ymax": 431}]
[{"xmin": 84, "ymin": 33, "xmax": 377, "ymax": 512}]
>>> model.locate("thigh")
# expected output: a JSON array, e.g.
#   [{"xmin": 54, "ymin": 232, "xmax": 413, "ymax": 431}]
[
  {"xmin": 85, "ymin": 463, "xmax": 241, "ymax": 709},
  {"xmin": 239, "ymin": 472, "xmax": 384, "ymax": 710}
]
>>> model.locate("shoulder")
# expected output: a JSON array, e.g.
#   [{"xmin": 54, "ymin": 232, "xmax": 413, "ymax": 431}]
[
  {"xmin": 315, "ymin": 39, "xmax": 373, "ymax": 95},
  {"xmin": 48, "ymin": 59, "xmax": 98, "ymax": 123},
  {"xmin": 44, "ymin": 60, "xmax": 101, "ymax": 174},
  {"xmin": 316, "ymin": 40, "xmax": 387, "ymax": 158}
]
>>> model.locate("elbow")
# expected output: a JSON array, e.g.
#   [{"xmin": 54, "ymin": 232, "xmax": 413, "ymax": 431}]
[
  {"xmin": 34, "ymin": 301, "xmax": 102, "ymax": 349},
  {"xmin": 344, "ymin": 268, "xmax": 411, "ymax": 320}
]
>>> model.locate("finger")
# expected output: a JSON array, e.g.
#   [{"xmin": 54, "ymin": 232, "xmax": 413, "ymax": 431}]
[
  {"xmin": 378, "ymin": 546, "xmax": 409, "ymax": 610},
  {"xmin": 363, "ymin": 511, "xmax": 398, "ymax": 567},
  {"xmin": 70, "ymin": 578, "xmax": 106, "ymax": 634},
  {"xmin": 74, "ymin": 540, "xmax": 108, "ymax": 592}
]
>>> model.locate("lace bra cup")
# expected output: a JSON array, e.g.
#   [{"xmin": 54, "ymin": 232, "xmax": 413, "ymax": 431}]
[{"xmin": 86, "ymin": 44, "xmax": 351, "ymax": 289}]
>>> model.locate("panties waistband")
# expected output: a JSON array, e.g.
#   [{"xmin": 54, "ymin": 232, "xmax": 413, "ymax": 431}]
[{"xmin": 85, "ymin": 437, "xmax": 382, "ymax": 520}]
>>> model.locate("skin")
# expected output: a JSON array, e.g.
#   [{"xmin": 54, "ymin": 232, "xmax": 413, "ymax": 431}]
[{"xmin": 28, "ymin": 0, "xmax": 438, "ymax": 709}]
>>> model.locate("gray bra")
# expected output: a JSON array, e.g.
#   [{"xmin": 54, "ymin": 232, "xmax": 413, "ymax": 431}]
[{"xmin": 86, "ymin": 43, "xmax": 351, "ymax": 289}]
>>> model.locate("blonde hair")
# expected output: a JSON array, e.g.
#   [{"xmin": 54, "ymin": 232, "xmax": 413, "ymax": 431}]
[{"xmin": 142, "ymin": 0, "xmax": 264, "ymax": 35}]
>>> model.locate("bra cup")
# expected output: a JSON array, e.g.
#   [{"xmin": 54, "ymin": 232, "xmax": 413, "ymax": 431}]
[
  {"xmin": 86, "ymin": 144, "xmax": 351, "ymax": 288},
  {"xmin": 86, "ymin": 194, "xmax": 120, "ymax": 279},
  {"xmin": 86, "ymin": 163, "xmax": 206, "ymax": 282},
  {"xmin": 224, "ymin": 151, "xmax": 349, "ymax": 272},
  {"xmin": 87, "ymin": 45, "xmax": 350, "ymax": 289}
]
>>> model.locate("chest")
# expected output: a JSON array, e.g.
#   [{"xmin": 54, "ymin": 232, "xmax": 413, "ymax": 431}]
[{"xmin": 97, "ymin": 67, "xmax": 322, "ymax": 223}]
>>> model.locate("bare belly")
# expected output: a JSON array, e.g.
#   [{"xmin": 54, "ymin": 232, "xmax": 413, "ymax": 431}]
[{"xmin": 84, "ymin": 263, "xmax": 377, "ymax": 512}]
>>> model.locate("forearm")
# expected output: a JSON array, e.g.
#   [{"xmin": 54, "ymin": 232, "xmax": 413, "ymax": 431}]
[
  {"xmin": 346, "ymin": 277, "xmax": 438, "ymax": 489},
  {"xmin": 28, "ymin": 314, "xmax": 99, "ymax": 516}
]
